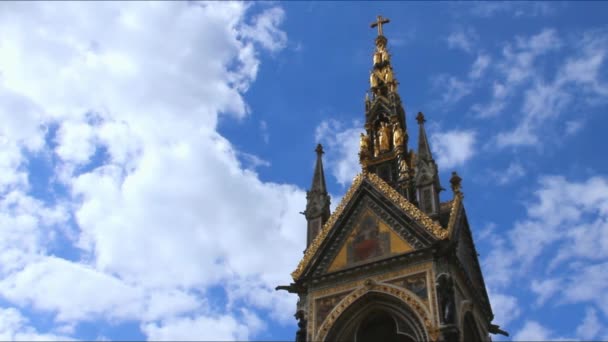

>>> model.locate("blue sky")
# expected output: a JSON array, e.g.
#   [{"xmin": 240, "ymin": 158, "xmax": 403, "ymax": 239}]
[{"xmin": 0, "ymin": 1, "xmax": 607, "ymax": 341}]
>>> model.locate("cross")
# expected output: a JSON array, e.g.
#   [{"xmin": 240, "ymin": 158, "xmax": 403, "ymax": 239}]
[{"xmin": 370, "ymin": 15, "xmax": 390, "ymax": 36}]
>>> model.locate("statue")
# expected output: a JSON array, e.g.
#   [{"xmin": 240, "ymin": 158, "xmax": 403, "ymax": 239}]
[
  {"xmin": 381, "ymin": 47, "xmax": 390, "ymax": 63},
  {"xmin": 295, "ymin": 310, "xmax": 307, "ymax": 342},
  {"xmin": 360, "ymin": 133, "xmax": 370, "ymax": 156},
  {"xmin": 374, "ymin": 136, "xmax": 380, "ymax": 157},
  {"xmin": 437, "ymin": 275, "xmax": 456, "ymax": 325},
  {"xmin": 370, "ymin": 73, "xmax": 378, "ymax": 88},
  {"xmin": 392, "ymin": 122, "xmax": 404, "ymax": 148},
  {"xmin": 373, "ymin": 52, "xmax": 382, "ymax": 65},
  {"xmin": 378, "ymin": 122, "xmax": 391, "ymax": 152},
  {"xmin": 384, "ymin": 67, "xmax": 394, "ymax": 83}
]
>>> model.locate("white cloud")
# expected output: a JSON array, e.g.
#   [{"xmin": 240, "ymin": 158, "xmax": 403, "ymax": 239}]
[
  {"xmin": 0, "ymin": 307, "xmax": 73, "ymax": 341},
  {"xmin": 492, "ymin": 28, "xmax": 608, "ymax": 148},
  {"xmin": 491, "ymin": 162, "xmax": 525, "ymax": 185},
  {"xmin": 576, "ymin": 307, "xmax": 602, "ymax": 340},
  {"xmin": 446, "ymin": 28, "xmax": 479, "ymax": 53},
  {"xmin": 430, "ymin": 129, "xmax": 476, "ymax": 169},
  {"xmin": 513, "ymin": 321, "xmax": 553, "ymax": 341},
  {"xmin": 488, "ymin": 290, "xmax": 520, "ymax": 328},
  {"xmin": 565, "ymin": 120, "xmax": 584, "ymax": 136},
  {"xmin": 314, "ymin": 119, "xmax": 362, "ymax": 187},
  {"xmin": 469, "ymin": 54, "xmax": 491, "ymax": 79},
  {"xmin": 141, "ymin": 314, "xmax": 250, "ymax": 341},
  {"xmin": 0, "ymin": 1, "xmax": 304, "ymax": 339},
  {"xmin": 482, "ymin": 174, "xmax": 608, "ymax": 332}
]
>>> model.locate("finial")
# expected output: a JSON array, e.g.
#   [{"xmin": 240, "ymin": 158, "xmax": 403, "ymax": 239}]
[
  {"xmin": 370, "ymin": 15, "xmax": 390, "ymax": 36},
  {"xmin": 315, "ymin": 143, "xmax": 324, "ymax": 155},
  {"xmin": 416, "ymin": 112, "xmax": 426, "ymax": 125},
  {"xmin": 450, "ymin": 171, "xmax": 463, "ymax": 195}
]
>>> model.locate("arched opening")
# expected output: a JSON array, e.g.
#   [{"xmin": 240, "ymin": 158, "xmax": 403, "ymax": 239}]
[
  {"xmin": 324, "ymin": 291, "xmax": 427, "ymax": 342},
  {"xmin": 462, "ymin": 312, "xmax": 482, "ymax": 342},
  {"xmin": 356, "ymin": 310, "xmax": 415, "ymax": 342}
]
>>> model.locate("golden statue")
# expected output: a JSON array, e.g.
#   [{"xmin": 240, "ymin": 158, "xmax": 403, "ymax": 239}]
[
  {"xmin": 384, "ymin": 67, "xmax": 394, "ymax": 83},
  {"xmin": 370, "ymin": 73, "xmax": 378, "ymax": 88},
  {"xmin": 374, "ymin": 136, "xmax": 380, "ymax": 157},
  {"xmin": 398, "ymin": 159, "xmax": 409, "ymax": 178},
  {"xmin": 393, "ymin": 122, "xmax": 404, "ymax": 147},
  {"xmin": 378, "ymin": 122, "xmax": 391, "ymax": 152},
  {"xmin": 381, "ymin": 47, "xmax": 390, "ymax": 63},
  {"xmin": 360, "ymin": 133, "xmax": 370, "ymax": 156},
  {"xmin": 373, "ymin": 52, "xmax": 382, "ymax": 65}
]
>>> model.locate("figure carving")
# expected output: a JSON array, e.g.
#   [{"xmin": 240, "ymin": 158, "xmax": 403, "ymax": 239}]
[
  {"xmin": 360, "ymin": 133, "xmax": 370, "ymax": 157},
  {"xmin": 373, "ymin": 52, "xmax": 382, "ymax": 65},
  {"xmin": 374, "ymin": 135, "xmax": 380, "ymax": 157},
  {"xmin": 392, "ymin": 122, "xmax": 404, "ymax": 148},
  {"xmin": 295, "ymin": 310, "xmax": 307, "ymax": 342},
  {"xmin": 370, "ymin": 73, "xmax": 378, "ymax": 88},
  {"xmin": 378, "ymin": 122, "xmax": 391, "ymax": 152},
  {"xmin": 437, "ymin": 275, "xmax": 456, "ymax": 325},
  {"xmin": 398, "ymin": 158, "xmax": 409, "ymax": 179},
  {"xmin": 384, "ymin": 67, "xmax": 394, "ymax": 83}
]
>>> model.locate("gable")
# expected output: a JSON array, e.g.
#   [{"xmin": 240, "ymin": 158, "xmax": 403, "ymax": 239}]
[
  {"xmin": 292, "ymin": 172, "xmax": 453, "ymax": 280},
  {"xmin": 326, "ymin": 208, "xmax": 414, "ymax": 273}
]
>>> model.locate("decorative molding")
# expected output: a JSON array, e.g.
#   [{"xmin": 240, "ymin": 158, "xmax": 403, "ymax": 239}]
[{"xmin": 314, "ymin": 282, "xmax": 439, "ymax": 342}]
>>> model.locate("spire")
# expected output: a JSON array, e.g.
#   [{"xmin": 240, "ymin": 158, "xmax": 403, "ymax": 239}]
[
  {"xmin": 415, "ymin": 112, "xmax": 442, "ymax": 217},
  {"xmin": 304, "ymin": 144, "xmax": 331, "ymax": 248},
  {"xmin": 359, "ymin": 15, "xmax": 413, "ymax": 200},
  {"xmin": 310, "ymin": 144, "xmax": 327, "ymax": 194},
  {"xmin": 416, "ymin": 112, "xmax": 433, "ymax": 161}
]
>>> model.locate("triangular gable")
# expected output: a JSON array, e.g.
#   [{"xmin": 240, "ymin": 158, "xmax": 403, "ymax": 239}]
[
  {"xmin": 326, "ymin": 208, "xmax": 414, "ymax": 273},
  {"xmin": 292, "ymin": 172, "xmax": 450, "ymax": 280}
]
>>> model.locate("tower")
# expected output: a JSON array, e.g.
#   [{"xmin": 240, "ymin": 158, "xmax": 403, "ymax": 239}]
[{"xmin": 277, "ymin": 16, "xmax": 507, "ymax": 342}]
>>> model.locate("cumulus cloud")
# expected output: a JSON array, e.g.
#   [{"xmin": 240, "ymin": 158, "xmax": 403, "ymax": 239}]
[
  {"xmin": 430, "ymin": 129, "xmax": 476, "ymax": 169},
  {"xmin": 0, "ymin": 2, "xmax": 304, "ymax": 339},
  {"xmin": 482, "ymin": 174, "xmax": 608, "ymax": 333},
  {"xmin": 314, "ymin": 119, "xmax": 363, "ymax": 187}
]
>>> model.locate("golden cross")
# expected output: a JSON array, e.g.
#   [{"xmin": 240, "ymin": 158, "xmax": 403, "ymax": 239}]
[{"xmin": 370, "ymin": 15, "xmax": 390, "ymax": 36}]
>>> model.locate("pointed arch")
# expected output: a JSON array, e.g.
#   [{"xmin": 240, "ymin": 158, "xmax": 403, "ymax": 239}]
[{"xmin": 315, "ymin": 281, "xmax": 437, "ymax": 341}]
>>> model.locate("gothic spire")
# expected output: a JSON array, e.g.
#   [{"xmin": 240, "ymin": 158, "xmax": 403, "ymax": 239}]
[
  {"xmin": 304, "ymin": 144, "xmax": 331, "ymax": 248},
  {"xmin": 310, "ymin": 144, "xmax": 328, "ymax": 194},
  {"xmin": 416, "ymin": 112, "xmax": 433, "ymax": 161},
  {"xmin": 415, "ymin": 112, "xmax": 441, "ymax": 217}
]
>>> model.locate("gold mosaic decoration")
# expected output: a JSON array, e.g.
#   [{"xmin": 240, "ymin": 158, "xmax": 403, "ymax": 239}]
[
  {"xmin": 314, "ymin": 282, "xmax": 439, "ymax": 342},
  {"xmin": 292, "ymin": 173, "xmax": 364, "ymax": 280},
  {"xmin": 292, "ymin": 172, "xmax": 453, "ymax": 280}
]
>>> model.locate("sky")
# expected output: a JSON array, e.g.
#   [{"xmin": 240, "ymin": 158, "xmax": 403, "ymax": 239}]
[{"xmin": 0, "ymin": 1, "xmax": 607, "ymax": 341}]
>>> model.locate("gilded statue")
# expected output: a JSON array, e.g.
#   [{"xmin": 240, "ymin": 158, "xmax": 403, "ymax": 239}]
[
  {"xmin": 370, "ymin": 73, "xmax": 378, "ymax": 88},
  {"xmin": 381, "ymin": 47, "xmax": 390, "ymax": 63},
  {"xmin": 360, "ymin": 133, "xmax": 370, "ymax": 156},
  {"xmin": 378, "ymin": 122, "xmax": 391, "ymax": 152},
  {"xmin": 384, "ymin": 67, "xmax": 394, "ymax": 83},
  {"xmin": 398, "ymin": 159, "xmax": 409, "ymax": 179},
  {"xmin": 373, "ymin": 52, "xmax": 382, "ymax": 65},
  {"xmin": 392, "ymin": 122, "xmax": 404, "ymax": 147},
  {"xmin": 374, "ymin": 136, "xmax": 380, "ymax": 157}
]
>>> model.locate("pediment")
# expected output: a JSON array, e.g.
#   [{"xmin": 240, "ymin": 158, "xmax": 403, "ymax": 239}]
[{"xmin": 292, "ymin": 172, "xmax": 451, "ymax": 280}]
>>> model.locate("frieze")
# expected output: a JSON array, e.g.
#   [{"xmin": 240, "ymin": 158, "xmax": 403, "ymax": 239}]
[{"xmin": 387, "ymin": 272, "xmax": 429, "ymax": 304}]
